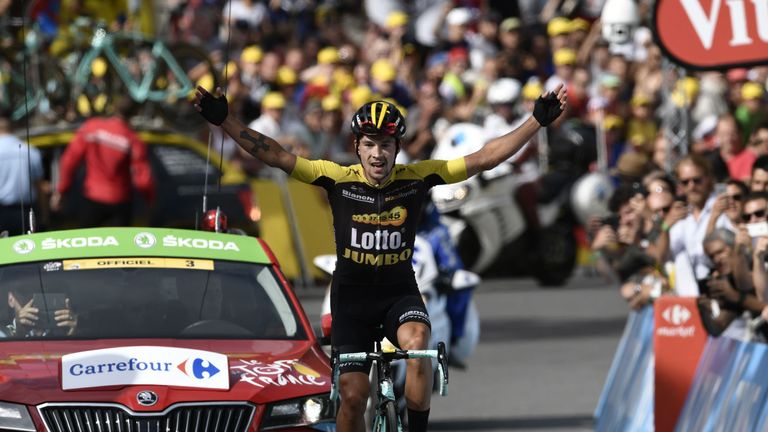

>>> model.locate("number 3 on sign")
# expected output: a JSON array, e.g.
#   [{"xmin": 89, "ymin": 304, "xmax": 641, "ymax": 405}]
[{"xmin": 186, "ymin": 260, "xmax": 195, "ymax": 268}]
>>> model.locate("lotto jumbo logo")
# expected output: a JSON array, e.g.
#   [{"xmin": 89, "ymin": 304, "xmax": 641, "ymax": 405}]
[
  {"xmin": 352, "ymin": 206, "xmax": 407, "ymax": 226},
  {"xmin": 662, "ymin": 305, "xmax": 691, "ymax": 326},
  {"xmin": 177, "ymin": 357, "xmax": 221, "ymax": 379}
]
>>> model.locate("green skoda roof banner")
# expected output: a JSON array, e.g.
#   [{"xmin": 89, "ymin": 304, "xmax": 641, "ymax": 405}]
[{"xmin": 0, "ymin": 228, "xmax": 270, "ymax": 265}]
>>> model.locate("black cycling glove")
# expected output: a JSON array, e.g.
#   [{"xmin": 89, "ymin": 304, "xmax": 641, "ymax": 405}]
[
  {"xmin": 533, "ymin": 92, "xmax": 563, "ymax": 127},
  {"xmin": 198, "ymin": 90, "xmax": 228, "ymax": 126}
]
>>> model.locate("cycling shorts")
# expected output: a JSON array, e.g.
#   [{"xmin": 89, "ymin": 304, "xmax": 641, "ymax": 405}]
[{"xmin": 331, "ymin": 281, "xmax": 431, "ymax": 375}]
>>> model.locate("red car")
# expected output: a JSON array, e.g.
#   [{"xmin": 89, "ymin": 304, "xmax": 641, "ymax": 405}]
[{"xmin": 0, "ymin": 227, "xmax": 335, "ymax": 431}]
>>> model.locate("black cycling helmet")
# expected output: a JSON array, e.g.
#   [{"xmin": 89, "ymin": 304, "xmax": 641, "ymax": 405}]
[{"xmin": 350, "ymin": 100, "xmax": 406, "ymax": 140}]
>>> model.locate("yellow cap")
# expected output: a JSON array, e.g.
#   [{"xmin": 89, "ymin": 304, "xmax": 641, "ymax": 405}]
[
  {"xmin": 569, "ymin": 18, "xmax": 590, "ymax": 32},
  {"xmin": 317, "ymin": 47, "xmax": 340, "ymax": 65},
  {"xmin": 91, "ymin": 57, "xmax": 108, "ymax": 78},
  {"xmin": 547, "ymin": 17, "xmax": 571, "ymax": 37},
  {"xmin": 671, "ymin": 77, "xmax": 699, "ymax": 106},
  {"xmin": 262, "ymin": 92, "xmax": 286, "ymax": 110},
  {"xmin": 604, "ymin": 115, "xmax": 624, "ymax": 130},
  {"xmin": 349, "ymin": 85, "xmax": 374, "ymax": 107},
  {"xmin": 241, "ymin": 46, "xmax": 263, "ymax": 63},
  {"xmin": 742, "ymin": 81, "xmax": 765, "ymax": 100},
  {"xmin": 333, "ymin": 69, "xmax": 355, "ymax": 90},
  {"xmin": 631, "ymin": 92, "xmax": 652, "ymax": 107},
  {"xmin": 322, "ymin": 94, "xmax": 342, "ymax": 111},
  {"xmin": 522, "ymin": 80, "xmax": 543, "ymax": 100},
  {"xmin": 196, "ymin": 74, "xmax": 214, "ymax": 93},
  {"xmin": 276, "ymin": 66, "xmax": 298, "ymax": 86},
  {"xmin": 386, "ymin": 11, "xmax": 409, "ymax": 28},
  {"xmin": 553, "ymin": 48, "xmax": 576, "ymax": 66},
  {"xmin": 225, "ymin": 61, "xmax": 239, "ymax": 80},
  {"xmin": 371, "ymin": 59, "xmax": 396, "ymax": 82}
]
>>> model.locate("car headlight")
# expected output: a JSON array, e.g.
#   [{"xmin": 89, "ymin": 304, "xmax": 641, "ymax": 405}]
[
  {"xmin": 260, "ymin": 394, "xmax": 336, "ymax": 431},
  {"xmin": 0, "ymin": 402, "xmax": 35, "ymax": 431}
]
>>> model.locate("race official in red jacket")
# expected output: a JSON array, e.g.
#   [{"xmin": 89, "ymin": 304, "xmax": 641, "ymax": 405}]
[{"xmin": 50, "ymin": 98, "xmax": 155, "ymax": 227}]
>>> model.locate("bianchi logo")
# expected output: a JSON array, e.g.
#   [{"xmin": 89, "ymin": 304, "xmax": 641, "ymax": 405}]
[
  {"xmin": 662, "ymin": 305, "xmax": 691, "ymax": 326},
  {"xmin": 134, "ymin": 232, "xmax": 157, "ymax": 249},
  {"xmin": 12, "ymin": 239, "xmax": 35, "ymax": 255}
]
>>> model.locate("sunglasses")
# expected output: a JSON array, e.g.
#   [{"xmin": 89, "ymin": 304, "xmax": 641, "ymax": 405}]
[
  {"xmin": 679, "ymin": 177, "xmax": 703, "ymax": 186},
  {"xmin": 659, "ymin": 205, "xmax": 672, "ymax": 213},
  {"xmin": 742, "ymin": 209, "xmax": 767, "ymax": 222},
  {"xmin": 727, "ymin": 194, "xmax": 742, "ymax": 202}
]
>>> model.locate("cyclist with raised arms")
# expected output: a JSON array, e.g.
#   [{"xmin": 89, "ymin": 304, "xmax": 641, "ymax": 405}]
[{"xmin": 194, "ymin": 85, "xmax": 566, "ymax": 432}]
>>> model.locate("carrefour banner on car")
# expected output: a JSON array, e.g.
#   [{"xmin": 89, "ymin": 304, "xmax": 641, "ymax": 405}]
[
  {"xmin": 0, "ymin": 227, "xmax": 270, "ymax": 265},
  {"xmin": 62, "ymin": 346, "xmax": 230, "ymax": 390}
]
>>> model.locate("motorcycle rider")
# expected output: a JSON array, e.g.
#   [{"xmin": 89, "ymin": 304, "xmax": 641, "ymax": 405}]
[
  {"xmin": 417, "ymin": 200, "xmax": 476, "ymax": 369},
  {"xmin": 194, "ymin": 85, "xmax": 566, "ymax": 432}
]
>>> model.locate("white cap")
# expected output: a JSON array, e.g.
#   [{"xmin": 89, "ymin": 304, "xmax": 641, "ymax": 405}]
[
  {"xmin": 446, "ymin": 7, "xmax": 473, "ymax": 26},
  {"xmin": 693, "ymin": 115, "xmax": 718, "ymax": 141}
]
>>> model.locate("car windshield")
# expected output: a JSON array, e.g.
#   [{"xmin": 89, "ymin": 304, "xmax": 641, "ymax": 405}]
[{"xmin": 0, "ymin": 258, "xmax": 305, "ymax": 340}]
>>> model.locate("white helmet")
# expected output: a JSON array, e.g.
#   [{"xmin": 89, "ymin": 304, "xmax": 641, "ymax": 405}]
[
  {"xmin": 487, "ymin": 78, "xmax": 521, "ymax": 105},
  {"xmin": 570, "ymin": 172, "xmax": 615, "ymax": 225}
]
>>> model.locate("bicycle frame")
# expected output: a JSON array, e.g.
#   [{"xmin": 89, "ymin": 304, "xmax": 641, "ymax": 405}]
[
  {"xmin": 74, "ymin": 29, "xmax": 195, "ymax": 103},
  {"xmin": 331, "ymin": 341, "xmax": 448, "ymax": 432}
]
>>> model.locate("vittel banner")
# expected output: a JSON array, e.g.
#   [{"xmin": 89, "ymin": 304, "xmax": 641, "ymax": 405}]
[
  {"xmin": 654, "ymin": 0, "xmax": 768, "ymax": 69},
  {"xmin": 61, "ymin": 346, "xmax": 229, "ymax": 390}
]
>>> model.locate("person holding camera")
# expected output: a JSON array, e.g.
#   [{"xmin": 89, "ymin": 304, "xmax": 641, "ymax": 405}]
[
  {"xmin": 698, "ymin": 228, "xmax": 766, "ymax": 338},
  {"xmin": 667, "ymin": 155, "xmax": 731, "ymax": 296},
  {"xmin": 4, "ymin": 284, "xmax": 77, "ymax": 338}
]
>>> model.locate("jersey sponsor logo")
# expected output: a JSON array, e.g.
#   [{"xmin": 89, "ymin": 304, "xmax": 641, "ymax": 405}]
[
  {"xmin": 342, "ymin": 189, "xmax": 375, "ymax": 203},
  {"xmin": 350, "ymin": 228, "xmax": 404, "ymax": 250},
  {"xmin": 352, "ymin": 205, "xmax": 407, "ymax": 226},
  {"xmin": 41, "ymin": 236, "xmax": 119, "ymax": 250},
  {"xmin": 384, "ymin": 188, "xmax": 418, "ymax": 202},
  {"xmin": 342, "ymin": 247, "xmax": 413, "ymax": 266},
  {"xmin": 162, "ymin": 235, "xmax": 240, "ymax": 251}
]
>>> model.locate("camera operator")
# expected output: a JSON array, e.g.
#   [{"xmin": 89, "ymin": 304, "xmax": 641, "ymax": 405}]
[{"xmin": 699, "ymin": 228, "xmax": 766, "ymax": 337}]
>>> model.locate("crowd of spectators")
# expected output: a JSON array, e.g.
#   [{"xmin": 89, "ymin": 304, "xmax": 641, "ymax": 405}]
[{"xmin": 14, "ymin": 1, "xmax": 768, "ymax": 339}]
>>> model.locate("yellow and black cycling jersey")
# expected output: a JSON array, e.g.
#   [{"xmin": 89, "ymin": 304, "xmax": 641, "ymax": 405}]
[{"xmin": 291, "ymin": 157, "xmax": 467, "ymax": 285}]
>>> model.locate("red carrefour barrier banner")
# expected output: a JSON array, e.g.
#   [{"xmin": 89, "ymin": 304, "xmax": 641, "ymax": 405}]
[
  {"xmin": 654, "ymin": 297, "xmax": 708, "ymax": 432},
  {"xmin": 653, "ymin": 0, "xmax": 768, "ymax": 69}
]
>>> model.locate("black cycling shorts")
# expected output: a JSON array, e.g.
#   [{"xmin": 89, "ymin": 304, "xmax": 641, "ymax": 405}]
[{"xmin": 331, "ymin": 281, "xmax": 431, "ymax": 375}]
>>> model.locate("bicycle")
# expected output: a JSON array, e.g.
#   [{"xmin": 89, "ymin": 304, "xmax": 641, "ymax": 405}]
[
  {"xmin": 330, "ymin": 337, "xmax": 449, "ymax": 432},
  {"xmin": 71, "ymin": 26, "xmax": 218, "ymax": 129}
]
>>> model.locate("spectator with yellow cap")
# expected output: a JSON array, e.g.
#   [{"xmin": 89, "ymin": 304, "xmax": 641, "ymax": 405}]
[
  {"xmin": 545, "ymin": 48, "xmax": 576, "ymax": 93},
  {"xmin": 627, "ymin": 93, "xmax": 658, "ymax": 154},
  {"xmin": 547, "ymin": 16, "xmax": 573, "ymax": 51},
  {"xmin": 248, "ymin": 92, "xmax": 286, "ymax": 142},
  {"xmin": 735, "ymin": 81, "xmax": 767, "ymax": 141},
  {"xmin": 318, "ymin": 94, "xmax": 353, "ymax": 162},
  {"xmin": 369, "ymin": 58, "xmax": 413, "ymax": 107}
]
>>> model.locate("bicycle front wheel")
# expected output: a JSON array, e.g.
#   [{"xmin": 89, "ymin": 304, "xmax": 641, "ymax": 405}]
[{"xmin": 382, "ymin": 400, "xmax": 400, "ymax": 432}]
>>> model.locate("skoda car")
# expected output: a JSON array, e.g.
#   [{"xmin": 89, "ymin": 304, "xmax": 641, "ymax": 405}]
[{"xmin": 0, "ymin": 227, "xmax": 334, "ymax": 431}]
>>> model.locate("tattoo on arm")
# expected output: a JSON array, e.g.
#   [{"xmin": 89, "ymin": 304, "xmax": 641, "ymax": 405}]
[{"xmin": 240, "ymin": 130, "xmax": 270, "ymax": 154}]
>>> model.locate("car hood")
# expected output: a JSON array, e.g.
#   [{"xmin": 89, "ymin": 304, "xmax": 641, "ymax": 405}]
[{"xmin": 0, "ymin": 339, "xmax": 331, "ymax": 410}]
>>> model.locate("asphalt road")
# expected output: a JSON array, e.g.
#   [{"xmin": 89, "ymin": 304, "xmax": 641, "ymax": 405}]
[{"xmin": 295, "ymin": 271, "xmax": 628, "ymax": 432}]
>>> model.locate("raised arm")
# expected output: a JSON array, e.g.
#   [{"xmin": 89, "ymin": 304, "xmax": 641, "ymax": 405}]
[
  {"xmin": 193, "ymin": 87, "xmax": 297, "ymax": 174},
  {"xmin": 464, "ymin": 85, "xmax": 566, "ymax": 178}
]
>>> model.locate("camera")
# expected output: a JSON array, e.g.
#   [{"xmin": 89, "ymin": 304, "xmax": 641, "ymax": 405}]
[
  {"xmin": 601, "ymin": 214, "xmax": 620, "ymax": 230},
  {"xmin": 600, "ymin": 0, "xmax": 640, "ymax": 44}
]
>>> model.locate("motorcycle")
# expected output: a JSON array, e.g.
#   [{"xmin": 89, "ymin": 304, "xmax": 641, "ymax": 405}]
[
  {"xmin": 430, "ymin": 122, "xmax": 578, "ymax": 286},
  {"xmin": 313, "ymin": 234, "xmax": 480, "ymax": 419}
]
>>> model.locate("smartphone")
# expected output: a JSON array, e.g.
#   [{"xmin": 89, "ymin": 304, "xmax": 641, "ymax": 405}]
[
  {"xmin": 32, "ymin": 293, "xmax": 67, "ymax": 326},
  {"xmin": 601, "ymin": 214, "xmax": 620, "ymax": 230},
  {"xmin": 747, "ymin": 222, "xmax": 768, "ymax": 238}
]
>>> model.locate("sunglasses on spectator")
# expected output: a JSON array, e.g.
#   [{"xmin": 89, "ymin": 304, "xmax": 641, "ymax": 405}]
[
  {"xmin": 742, "ymin": 209, "xmax": 767, "ymax": 222},
  {"xmin": 658, "ymin": 205, "xmax": 672, "ymax": 214},
  {"xmin": 679, "ymin": 177, "xmax": 703, "ymax": 186},
  {"xmin": 727, "ymin": 194, "xmax": 742, "ymax": 202}
]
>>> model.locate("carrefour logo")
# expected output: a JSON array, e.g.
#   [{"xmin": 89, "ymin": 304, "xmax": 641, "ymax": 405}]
[
  {"xmin": 12, "ymin": 239, "xmax": 35, "ymax": 255},
  {"xmin": 61, "ymin": 346, "xmax": 230, "ymax": 390},
  {"xmin": 134, "ymin": 232, "xmax": 157, "ymax": 248},
  {"xmin": 662, "ymin": 305, "xmax": 691, "ymax": 326},
  {"xmin": 177, "ymin": 357, "xmax": 221, "ymax": 379}
]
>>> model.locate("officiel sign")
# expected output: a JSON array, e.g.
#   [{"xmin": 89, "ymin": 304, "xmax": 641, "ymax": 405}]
[
  {"xmin": 61, "ymin": 346, "xmax": 229, "ymax": 390},
  {"xmin": 653, "ymin": 0, "xmax": 768, "ymax": 69}
]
